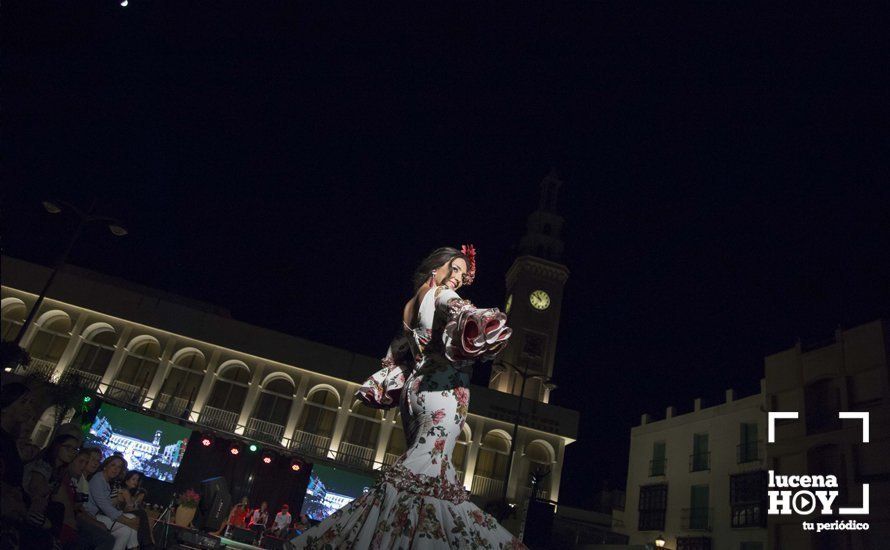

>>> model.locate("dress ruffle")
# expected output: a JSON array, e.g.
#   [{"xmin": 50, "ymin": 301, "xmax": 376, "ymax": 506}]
[
  {"xmin": 442, "ymin": 299, "xmax": 511, "ymax": 362},
  {"xmin": 356, "ymin": 357, "xmax": 407, "ymax": 409},
  {"xmin": 290, "ymin": 478, "xmax": 525, "ymax": 550}
]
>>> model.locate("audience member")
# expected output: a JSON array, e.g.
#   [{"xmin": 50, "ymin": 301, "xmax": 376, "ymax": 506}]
[
  {"xmin": 83, "ymin": 456, "xmax": 140, "ymax": 550},
  {"xmin": 67, "ymin": 448, "xmax": 114, "ymax": 550},
  {"xmin": 115, "ymin": 471, "xmax": 154, "ymax": 548}
]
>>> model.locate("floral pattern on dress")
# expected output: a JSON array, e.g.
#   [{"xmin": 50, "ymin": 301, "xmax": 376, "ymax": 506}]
[{"xmin": 290, "ymin": 285, "xmax": 522, "ymax": 549}]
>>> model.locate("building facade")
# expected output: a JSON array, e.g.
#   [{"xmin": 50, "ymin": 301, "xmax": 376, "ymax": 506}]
[
  {"xmin": 1, "ymin": 252, "xmax": 578, "ymax": 518},
  {"xmin": 765, "ymin": 320, "xmax": 889, "ymax": 550},
  {"xmin": 622, "ymin": 386, "xmax": 769, "ymax": 550}
]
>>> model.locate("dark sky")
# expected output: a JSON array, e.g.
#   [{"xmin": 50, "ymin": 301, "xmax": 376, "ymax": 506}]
[{"xmin": 3, "ymin": 3, "xmax": 889, "ymax": 509}]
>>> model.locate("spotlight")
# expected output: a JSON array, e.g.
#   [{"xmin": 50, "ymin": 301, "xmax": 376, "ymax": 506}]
[
  {"xmin": 249, "ymin": 443, "xmax": 259, "ymax": 453},
  {"xmin": 200, "ymin": 434, "xmax": 214, "ymax": 447},
  {"xmin": 290, "ymin": 458, "xmax": 302, "ymax": 472},
  {"xmin": 262, "ymin": 452, "xmax": 274, "ymax": 465},
  {"xmin": 83, "ymin": 396, "xmax": 92, "ymax": 403},
  {"xmin": 229, "ymin": 443, "xmax": 241, "ymax": 455}
]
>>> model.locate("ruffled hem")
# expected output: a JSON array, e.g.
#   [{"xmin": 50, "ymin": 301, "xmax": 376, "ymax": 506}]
[{"xmin": 290, "ymin": 480, "xmax": 526, "ymax": 550}]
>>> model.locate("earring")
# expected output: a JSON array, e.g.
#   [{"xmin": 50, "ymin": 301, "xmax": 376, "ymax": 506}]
[{"xmin": 429, "ymin": 271, "xmax": 436, "ymax": 288}]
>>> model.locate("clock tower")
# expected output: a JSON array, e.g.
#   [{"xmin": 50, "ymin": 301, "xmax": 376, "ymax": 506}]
[{"xmin": 490, "ymin": 170, "xmax": 570, "ymax": 403}]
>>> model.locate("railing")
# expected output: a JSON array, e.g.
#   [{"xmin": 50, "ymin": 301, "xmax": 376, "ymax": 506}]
[
  {"xmin": 455, "ymin": 469, "xmax": 465, "ymax": 483},
  {"xmin": 246, "ymin": 418, "xmax": 285, "ymax": 445},
  {"xmin": 198, "ymin": 406, "xmax": 239, "ymax": 432},
  {"xmin": 59, "ymin": 369, "xmax": 103, "ymax": 392},
  {"xmin": 154, "ymin": 393, "xmax": 191, "ymax": 418},
  {"xmin": 104, "ymin": 380, "xmax": 148, "ymax": 406},
  {"xmin": 289, "ymin": 430, "xmax": 331, "ymax": 458},
  {"xmin": 470, "ymin": 474, "xmax": 504, "ymax": 499},
  {"xmin": 689, "ymin": 452, "xmax": 711, "ymax": 472},
  {"xmin": 649, "ymin": 458, "xmax": 667, "ymax": 476},
  {"xmin": 334, "ymin": 442, "xmax": 375, "ymax": 470},
  {"xmin": 682, "ymin": 507, "xmax": 712, "ymax": 531},
  {"xmin": 737, "ymin": 441, "xmax": 763, "ymax": 464},
  {"xmin": 383, "ymin": 452, "xmax": 401, "ymax": 466},
  {"xmin": 15, "ymin": 358, "xmax": 57, "ymax": 380}
]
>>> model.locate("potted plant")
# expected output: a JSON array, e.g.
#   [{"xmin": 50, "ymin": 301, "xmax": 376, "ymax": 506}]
[{"xmin": 175, "ymin": 489, "xmax": 200, "ymax": 527}]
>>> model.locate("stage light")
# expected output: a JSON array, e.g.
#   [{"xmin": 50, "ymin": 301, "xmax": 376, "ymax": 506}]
[
  {"xmin": 263, "ymin": 455, "xmax": 273, "ymax": 464},
  {"xmin": 249, "ymin": 443, "xmax": 259, "ymax": 452},
  {"xmin": 290, "ymin": 458, "xmax": 302, "ymax": 472},
  {"xmin": 200, "ymin": 434, "xmax": 214, "ymax": 447},
  {"xmin": 229, "ymin": 442, "xmax": 241, "ymax": 455},
  {"xmin": 83, "ymin": 396, "xmax": 91, "ymax": 403}
]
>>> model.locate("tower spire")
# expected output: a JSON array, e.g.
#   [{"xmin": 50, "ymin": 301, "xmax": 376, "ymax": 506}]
[{"xmin": 518, "ymin": 171, "xmax": 565, "ymax": 260}]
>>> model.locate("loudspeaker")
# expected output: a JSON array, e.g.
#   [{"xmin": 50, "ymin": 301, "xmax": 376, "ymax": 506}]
[
  {"xmin": 199, "ymin": 476, "xmax": 232, "ymax": 531},
  {"xmin": 228, "ymin": 526, "xmax": 254, "ymax": 544}
]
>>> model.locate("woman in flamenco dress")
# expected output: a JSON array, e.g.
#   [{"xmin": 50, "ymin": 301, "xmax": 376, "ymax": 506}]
[{"xmin": 289, "ymin": 245, "xmax": 525, "ymax": 549}]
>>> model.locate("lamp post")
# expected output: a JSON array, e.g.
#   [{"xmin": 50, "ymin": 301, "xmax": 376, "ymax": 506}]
[
  {"xmin": 497, "ymin": 359, "xmax": 556, "ymax": 505},
  {"xmin": 13, "ymin": 199, "xmax": 127, "ymax": 346}
]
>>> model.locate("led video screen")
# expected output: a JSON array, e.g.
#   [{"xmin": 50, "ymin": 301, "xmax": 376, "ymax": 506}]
[
  {"xmin": 300, "ymin": 464, "xmax": 375, "ymax": 521},
  {"xmin": 85, "ymin": 402, "xmax": 192, "ymax": 482}
]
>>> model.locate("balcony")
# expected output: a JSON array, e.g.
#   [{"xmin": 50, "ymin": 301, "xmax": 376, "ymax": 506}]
[
  {"xmin": 689, "ymin": 452, "xmax": 710, "ymax": 472},
  {"xmin": 470, "ymin": 474, "xmax": 504, "ymax": 499},
  {"xmin": 198, "ymin": 405, "xmax": 239, "ymax": 432},
  {"xmin": 154, "ymin": 393, "xmax": 191, "ymax": 418},
  {"xmin": 14, "ymin": 358, "xmax": 57, "ymax": 380},
  {"xmin": 289, "ymin": 430, "xmax": 331, "ymax": 458},
  {"xmin": 104, "ymin": 380, "xmax": 148, "ymax": 406},
  {"xmin": 334, "ymin": 442, "xmax": 375, "ymax": 470},
  {"xmin": 455, "ymin": 469, "xmax": 466, "ymax": 484},
  {"xmin": 737, "ymin": 441, "xmax": 763, "ymax": 464},
  {"xmin": 649, "ymin": 458, "xmax": 667, "ymax": 476},
  {"xmin": 383, "ymin": 452, "xmax": 401, "ymax": 466},
  {"xmin": 682, "ymin": 507, "xmax": 712, "ymax": 531},
  {"xmin": 59, "ymin": 369, "xmax": 103, "ymax": 392},
  {"xmin": 245, "ymin": 418, "xmax": 285, "ymax": 445}
]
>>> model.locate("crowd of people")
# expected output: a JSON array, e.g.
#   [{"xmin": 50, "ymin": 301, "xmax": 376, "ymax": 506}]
[{"xmin": 1, "ymin": 382, "xmax": 155, "ymax": 550}]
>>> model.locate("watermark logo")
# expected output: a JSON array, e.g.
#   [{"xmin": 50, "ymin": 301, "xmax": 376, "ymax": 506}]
[{"xmin": 767, "ymin": 412, "xmax": 870, "ymax": 532}]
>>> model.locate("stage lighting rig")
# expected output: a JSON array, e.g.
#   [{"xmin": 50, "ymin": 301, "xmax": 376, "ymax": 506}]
[
  {"xmin": 262, "ymin": 451, "xmax": 274, "ymax": 465},
  {"xmin": 290, "ymin": 458, "xmax": 303, "ymax": 472},
  {"xmin": 200, "ymin": 434, "xmax": 214, "ymax": 447},
  {"xmin": 229, "ymin": 442, "xmax": 242, "ymax": 455}
]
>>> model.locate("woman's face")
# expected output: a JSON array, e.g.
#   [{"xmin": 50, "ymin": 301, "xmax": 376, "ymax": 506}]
[
  {"xmin": 86, "ymin": 452, "xmax": 102, "ymax": 475},
  {"xmin": 434, "ymin": 258, "xmax": 468, "ymax": 290},
  {"xmin": 125, "ymin": 474, "xmax": 140, "ymax": 489},
  {"xmin": 261, "ymin": 502, "xmax": 267, "ymax": 510},
  {"xmin": 105, "ymin": 458, "xmax": 124, "ymax": 480},
  {"xmin": 241, "ymin": 497, "xmax": 249, "ymax": 506}
]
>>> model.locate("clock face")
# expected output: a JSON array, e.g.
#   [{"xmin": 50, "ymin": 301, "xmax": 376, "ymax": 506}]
[
  {"xmin": 529, "ymin": 290, "xmax": 551, "ymax": 311},
  {"xmin": 505, "ymin": 294, "xmax": 513, "ymax": 314}
]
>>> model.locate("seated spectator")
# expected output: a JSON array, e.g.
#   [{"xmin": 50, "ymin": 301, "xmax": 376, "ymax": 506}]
[
  {"xmin": 83, "ymin": 448, "xmax": 102, "ymax": 482},
  {"xmin": 65, "ymin": 448, "xmax": 114, "ymax": 550},
  {"xmin": 115, "ymin": 471, "xmax": 154, "ymax": 547},
  {"xmin": 83, "ymin": 456, "xmax": 140, "ymax": 550}
]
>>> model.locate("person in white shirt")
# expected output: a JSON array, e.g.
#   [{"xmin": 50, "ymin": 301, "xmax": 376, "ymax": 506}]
[{"xmin": 271, "ymin": 504, "xmax": 292, "ymax": 537}]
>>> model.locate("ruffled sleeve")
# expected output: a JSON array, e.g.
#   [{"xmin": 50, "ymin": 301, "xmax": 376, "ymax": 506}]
[
  {"xmin": 435, "ymin": 287, "xmax": 512, "ymax": 362},
  {"xmin": 355, "ymin": 338, "xmax": 411, "ymax": 409}
]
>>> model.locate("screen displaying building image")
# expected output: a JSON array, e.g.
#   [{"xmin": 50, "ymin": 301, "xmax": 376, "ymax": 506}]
[
  {"xmin": 300, "ymin": 463, "xmax": 375, "ymax": 521},
  {"xmin": 85, "ymin": 402, "xmax": 192, "ymax": 482}
]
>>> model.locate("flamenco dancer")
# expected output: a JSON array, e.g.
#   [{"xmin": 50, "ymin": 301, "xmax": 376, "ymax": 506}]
[{"xmin": 288, "ymin": 246, "xmax": 524, "ymax": 549}]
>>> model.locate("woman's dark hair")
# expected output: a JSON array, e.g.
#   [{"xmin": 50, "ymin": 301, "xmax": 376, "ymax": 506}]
[
  {"xmin": 99, "ymin": 455, "xmax": 127, "ymax": 478},
  {"xmin": 411, "ymin": 247, "xmax": 471, "ymax": 291}
]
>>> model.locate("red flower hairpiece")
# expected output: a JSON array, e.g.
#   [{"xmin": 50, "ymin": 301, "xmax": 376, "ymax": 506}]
[{"xmin": 460, "ymin": 244, "xmax": 477, "ymax": 285}]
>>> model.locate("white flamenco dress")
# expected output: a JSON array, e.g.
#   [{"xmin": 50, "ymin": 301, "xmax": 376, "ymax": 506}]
[{"xmin": 289, "ymin": 286, "xmax": 524, "ymax": 549}]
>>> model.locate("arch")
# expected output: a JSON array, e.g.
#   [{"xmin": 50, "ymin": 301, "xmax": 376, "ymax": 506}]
[
  {"xmin": 126, "ymin": 334, "xmax": 161, "ymax": 356},
  {"xmin": 482, "ymin": 429, "xmax": 512, "ymax": 453},
  {"xmin": 35, "ymin": 309, "xmax": 72, "ymax": 331},
  {"xmin": 171, "ymin": 347, "xmax": 206, "ymax": 365},
  {"xmin": 217, "ymin": 359, "xmax": 251, "ymax": 380},
  {"xmin": 82, "ymin": 322, "xmax": 116, "ymax": 342},
  {"xmin": 524, "ymin": 439, "xmax": 556, "ymax": 464},
  {"xmin": 261, "ymin": 371, "xmax": 296, "ymax": 391},
  {"xmin": 263, "ymin": 377, "xmax": 295, "ymax": 396},
  {"xmin": 306, "ymin": 384, "xmax": 341, "ymax": 406},
  {"xmin": 1, "ymin": 297, "xmax": 26, "ymax": 317}
]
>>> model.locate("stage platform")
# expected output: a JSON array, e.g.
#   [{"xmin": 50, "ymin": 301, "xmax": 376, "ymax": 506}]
[{"xmin": 218, "ymin": 537, "xmax": 265, "ymax": 550}]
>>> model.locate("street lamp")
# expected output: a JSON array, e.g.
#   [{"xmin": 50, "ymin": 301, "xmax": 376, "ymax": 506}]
[
  {"xmin": 13, "ymin": 199, "xmax": 127, "ymax": 345},
  {"xmin": 655, "ymin": 534, "xmax": 666, "ymax": 547},
  {"xmin": 497, "ymin": 359, "xmax": 554, "ymax": 506}
]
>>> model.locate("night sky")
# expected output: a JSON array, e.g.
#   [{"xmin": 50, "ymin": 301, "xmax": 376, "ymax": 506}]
[{"xmin": 3, "ymin": 3, "xmax": 889, "ymax": 509}]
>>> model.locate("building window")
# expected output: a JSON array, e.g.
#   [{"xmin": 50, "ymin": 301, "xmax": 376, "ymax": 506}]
[
  {"xmin": 683, "ymin": 484, "xmax": 710, "ymax": 530},
  {"xmin": 738, "ymin": 423, "xmax": 760, "ymax": 463},
  {"xmin": 690, "ymin": 433, "xmax": 710, "ymax": 472},
  {"xmin": 676, "ymin": 537, "xmax": 711, "ymax": 550},
  {"xmin": 730, "ymin": 471, "xmax": 767, "ymax": 528},
  {"xmin": 805, "ymin": 379, "xmax": 841, "ymax": 435},
  {"xmin": 638, "ymin": 484, "xmax": 667, "ymax": 531},
  {"xmin": 650, "ymin": 441, "xmax": 666, "ymax": 476}
]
